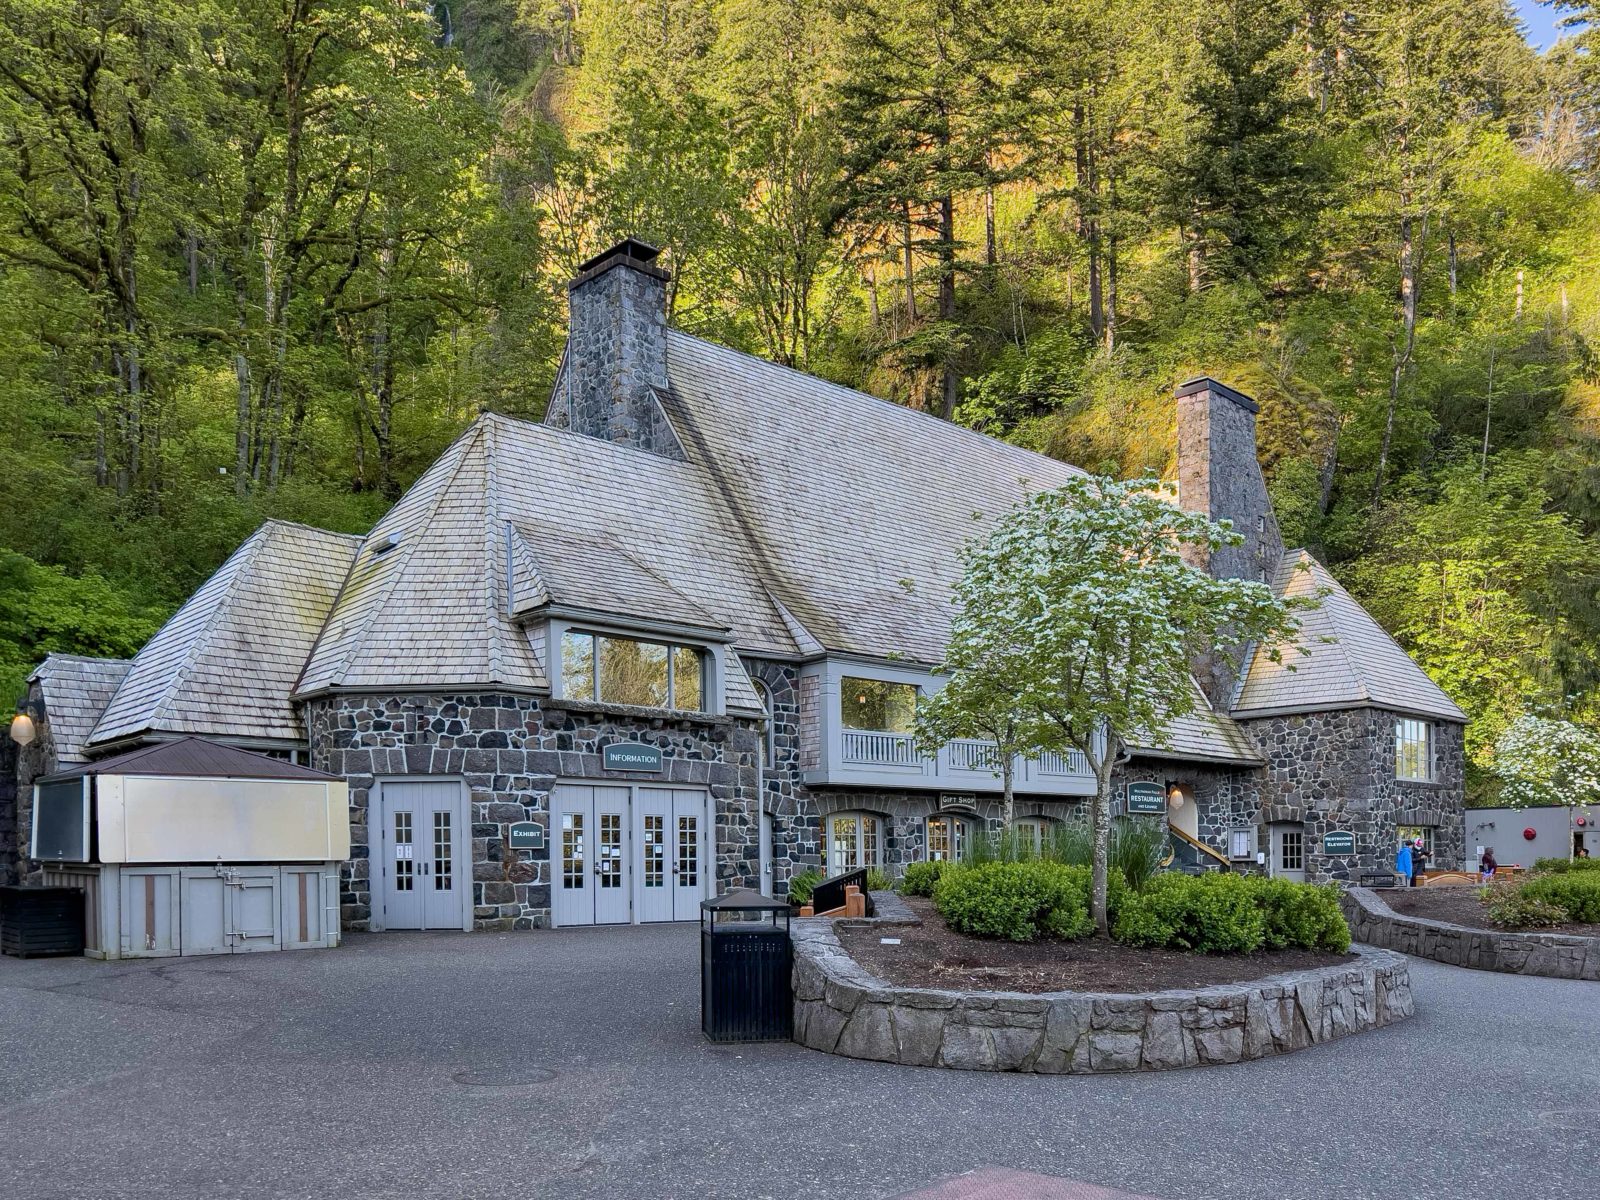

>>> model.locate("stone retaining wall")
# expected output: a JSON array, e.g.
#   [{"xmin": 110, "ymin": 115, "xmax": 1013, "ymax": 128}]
[
  {"xmin": 792, "ymin": 915, "xmax": 1412, "ymax": 1073},
  {"xmin": 1342, "ymin": 887, "xmax": 1600, "ymax": 981}
]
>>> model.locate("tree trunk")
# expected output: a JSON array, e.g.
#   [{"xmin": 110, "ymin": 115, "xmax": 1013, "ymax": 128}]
[
  {"xmin": 1373, "ymin": 207, "xmax": 1420, "ymax": 506},
  {"xmin": 1104, "ymin": 232, "xmax": 1118, "ymax": 354},
  {"xmin": 1001, "ymin": 758, "xmax": 1015, "ymax": 832},
  {"xmin": 1480, "ymin": 343, "xmax": 1494, "ymax": 481},
  {"xmin": 938, "ymin": 192, "xmax": 957, "ymax": 421},
  {"xmin": 901, "ymin": 203, "xmax": 917, "ymax": 322},
  {"xmin": 1090, "ymin": 763, "xmax": 1113, "ymax": 934},
  {"xmin": 984, "ymin": 181, "xmax": 997, "ymax": 273}
]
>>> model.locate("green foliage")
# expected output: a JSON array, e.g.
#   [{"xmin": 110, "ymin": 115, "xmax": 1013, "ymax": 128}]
[
  {"xmin": 933, "ymin": 861, "xmax": 1095, "ymax": 943},
  {"xmin": 1250, "ymin": 879, "xmax": 1351, "ymax": 953},
  {"xmin": 1532, "ymin": 857, "xmax": 1600, "ymax": 874},
  {"xmin": 1484, "ymin": 880, "xmax": 1571, "ymax": 929},
  {"xmin": 900, "ymin": 860, "xmax": 944, "ymax": 897},
  {"xmin": 865, "ymin": 867, "xmax": 892, "ymax": 893},
  {"xmin": 1520, "ymin": 873, "xmax": 1600, "ymax": 924},
  {"xmin": 1108, "ymin": 820, "xmax": 1168, "ymax": 894},
  {"xmin": 786, "ymin": 869, "xmax": 822, "ymax": 906},
  {"xmin": 1113, "ymin": 873, "xmax": 1268, "ymax": 953}
]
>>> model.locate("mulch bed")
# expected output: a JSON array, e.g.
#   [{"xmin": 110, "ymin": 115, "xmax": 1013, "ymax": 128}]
[
  {"xmin": 834, "ymin": 896, "xmax": 1352, "ymax": 995},
  {"xmin": 1383, "ymin": 886, "xmax": 1600, "ymax": 937}
]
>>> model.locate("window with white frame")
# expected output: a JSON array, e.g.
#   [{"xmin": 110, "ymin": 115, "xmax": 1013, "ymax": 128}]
[
  {"xmin": 827, "ymin": 812, "xmax": 882, "ymax": 873},
  {"xmin": 752, "ymin": 680, "xmax": 776, "ymax": 770},
  {"xmin": 1397, "ymin": 824, "xmax": 1435, "ymax": 857},
  {"xmin": 1015, "ymin": 817, "xmax": 1052, "ymax": 856},
  {"xmin": 1395, "ymin": 718, "xmax": 1432, "ymax": 781},
  {"xmin": 840, "ymin": 677, "xmax": 917, "ymax": 732},
  {"xmin": 560, "ymin": 631, "xmax": 705, "ymax": 712},
  {"xmin": 926, "ymin": 814, "xmax": 971, "ymax": 862}
]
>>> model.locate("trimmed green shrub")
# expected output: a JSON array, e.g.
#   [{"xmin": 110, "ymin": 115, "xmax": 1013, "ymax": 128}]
[
  {"xmin": 1484, "ymin": 880, "xmax": 1569, "ymax": 929},
  {"xmin": 1532, "ymin": 857, "xmax": 1600, "ymax": 875},
  {"xmin": 786, "ymin": 869, "xmax": 822, "ymax": 907},
  {"xmin": 933, "ymin": 861, "xmax": 1095, "ymax": 942},
  {"xmin": 1520, "ymin": 872, "xmax": 1600, "ymax": 923},
  {"xmin": 900, "ymin": 860, "xmax": 943, "ymax": 897},
  {"xmin": 1113, "ymin": 873, "xmax": 1266, "ymax": 953},
  {"xmin": 1250, "ymin": 878, "xmax": 1351, "ymax": 953}
]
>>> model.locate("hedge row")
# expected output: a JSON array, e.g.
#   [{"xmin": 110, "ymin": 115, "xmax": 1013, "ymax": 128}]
[{"xmin": 929, "ymin": 861, "xmax": 1349, "ymax": 953}]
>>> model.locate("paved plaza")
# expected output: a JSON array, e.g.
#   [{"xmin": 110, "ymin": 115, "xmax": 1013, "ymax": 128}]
[{"xmin": 0, "ymin": 926, "xmax": 1589, "ymax": 1199}]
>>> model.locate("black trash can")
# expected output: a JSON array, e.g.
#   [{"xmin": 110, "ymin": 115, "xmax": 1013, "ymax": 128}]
[
  {"xmin": 700, "ymin": 889, "xmax": 793, "ymax": 1043},
  {"xmin": 0, "ymin": 886, "xmax": 86, "ymax": 958}
]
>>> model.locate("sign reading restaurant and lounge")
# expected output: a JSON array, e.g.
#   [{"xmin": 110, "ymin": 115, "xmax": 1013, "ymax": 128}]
[
  {"xmin": 1125, "ymin": 783, "xmax": 1167, "ymax": 815},
  {"xmin": 602, "ymin": 742, "xmax": 664, "ymax": 772}
]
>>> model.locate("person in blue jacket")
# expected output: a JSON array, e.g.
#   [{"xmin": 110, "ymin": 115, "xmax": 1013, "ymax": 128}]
[{"xmin": 1395, "ymin": 838, "xmax": 1413, "ymax": 887}]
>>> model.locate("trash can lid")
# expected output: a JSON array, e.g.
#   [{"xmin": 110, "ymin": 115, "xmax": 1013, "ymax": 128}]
[{"xmin": 700, "ymin": 888, "xmax": 789, "ymax": 912}]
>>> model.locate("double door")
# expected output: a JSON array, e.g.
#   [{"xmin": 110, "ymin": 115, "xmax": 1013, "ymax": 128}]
[
  {"xmin": 552, "ymin": 784, "xmax": 708, "ymax": 927},
  {"xmin": 376, "ymin": 779, "xmax": 467, "ymax": 930}
]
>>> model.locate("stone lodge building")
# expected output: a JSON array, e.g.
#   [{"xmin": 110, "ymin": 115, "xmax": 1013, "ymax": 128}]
[{"xmin": 3, "ymin": 239, "xmax": 1466, "ymax": 930}]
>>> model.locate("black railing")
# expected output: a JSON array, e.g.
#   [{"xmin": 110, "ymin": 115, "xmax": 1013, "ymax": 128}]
[{"xmin": 810, "ymin": 867, "xmax": 876, "ymax": 917}]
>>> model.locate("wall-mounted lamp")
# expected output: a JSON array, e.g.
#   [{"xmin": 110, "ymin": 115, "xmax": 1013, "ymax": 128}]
[
  {"xmin": 1166, "ymin": 782, "xmax": 1185, "ymax": 810},
  {"xmin": 9, "ymin": 694, "xmax": 45, "ymax": 746}
]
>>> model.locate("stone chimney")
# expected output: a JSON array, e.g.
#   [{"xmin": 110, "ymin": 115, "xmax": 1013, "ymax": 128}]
[
  {"xmin": 1175, "ymin": 376, "xmax": 1285, "ymax": 710},
  {"xmin": 548, "ymin": 238, "xmax": 683, "ymax": 459},
  {"xmin": 1175, "ymin": 377, "xmax": 1284, "ymax": 584}
]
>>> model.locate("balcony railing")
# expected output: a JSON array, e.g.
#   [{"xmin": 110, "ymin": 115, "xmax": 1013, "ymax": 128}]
[
  {"xmin": 840, "ymin": 729, "xmax": 922, "ymax": 767},
  {"xmin": 947, "ymin": 738, "xmax": 1001, "ymax": 772},
  {"xmin": 1035, "ymin": 748, "xmax": 1089, "ymax": 776}
]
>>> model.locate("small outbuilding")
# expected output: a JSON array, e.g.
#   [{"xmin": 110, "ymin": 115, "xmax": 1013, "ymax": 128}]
[{"xmin": 31, "ymin": 738, "xmax": 349, "ymax": 959}]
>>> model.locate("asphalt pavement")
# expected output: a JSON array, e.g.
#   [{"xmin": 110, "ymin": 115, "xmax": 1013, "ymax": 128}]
[{"xmin": 0, "ymin": 924, "xmax": 1590, "ymax": 1199}]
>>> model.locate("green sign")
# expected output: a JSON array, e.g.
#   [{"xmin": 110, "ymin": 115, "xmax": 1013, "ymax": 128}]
[
  {"xmin": 508, "ymin": 821, "xmax": 544, "ymax": 851},
  {"xmin": 1323, "ymin": 830, "xmax": 1356, "ymax": 856},
  {"xmin": 602, "ymin": 742, "xmax": 663, "ymax": 772},
  {"xmin": 1126, "ymin": 783, "xmax": 1167, "ymax": 815}
]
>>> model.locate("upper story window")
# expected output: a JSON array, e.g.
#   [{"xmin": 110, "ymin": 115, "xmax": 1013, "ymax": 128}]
[
  {"xmin": 1395, "ymin": 718, "xmax": 1432, "ymax": 781},
  {"xmin": 561, "ymin": 631, "xmax": 705, "ymax": 712},
  {"xmin": 841, "ymin": 676, "xmax": 917, "ymax": 733}
]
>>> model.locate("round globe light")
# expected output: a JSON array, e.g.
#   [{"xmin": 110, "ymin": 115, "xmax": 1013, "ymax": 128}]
[{"xmin": 9, "ymin": 712, "xmax": 35, "ymax": 746}]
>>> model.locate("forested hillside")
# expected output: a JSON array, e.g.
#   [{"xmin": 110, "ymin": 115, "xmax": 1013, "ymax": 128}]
[{"xmin": 1, "ymin": 0, "xmax": 1597, "ymax": 798}]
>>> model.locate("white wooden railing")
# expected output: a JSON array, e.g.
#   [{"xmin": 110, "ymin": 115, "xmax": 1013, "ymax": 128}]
[
  {"xmin": 947, "ymin": 738, "xmax": 1001, "ymax": 772},
  {"xmin": 840, "ymin": 729, "xmax": 922, "ymax": 766},
  {"xmin": 1035, "ymin": 748, "xmax": 1090, "ymax": 776}
]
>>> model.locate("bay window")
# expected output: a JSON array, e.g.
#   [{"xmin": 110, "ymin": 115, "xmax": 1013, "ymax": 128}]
[{"xmin": 561, "ymin": 631, "xmax": 705, "ymax": 712}]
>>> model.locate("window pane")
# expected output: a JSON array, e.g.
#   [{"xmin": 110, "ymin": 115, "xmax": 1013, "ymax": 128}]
[
  {"xmin": 599, "ymin": 636, "xmax": 668, "ymax": 707},
  {"xmin": 841, "ymin": 677, "xmax": 918, "ymax": 732},
  {"xmin": 1395, "ymin": 719, "xmax": 1430, "ymax": 780},
  {"xmin": 562, "ymin": 632, "xmax": 595, "ymax": 701},
  {"xmin": 672, "ymin": 646, "xmax": 703, "ymax": 711},
  {"xmin": 928, "ymin": 817, "xmax": 951, "ymax": 861},
  {"xmin": 830, "ymin": 815, "xmax": 858, "ymax": 873},
  {"xmin": 861, "ymin": 815, "xmax": 880, "ymax": 865}
]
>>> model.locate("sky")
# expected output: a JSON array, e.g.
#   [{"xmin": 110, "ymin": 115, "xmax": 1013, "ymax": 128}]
[{"xmin": 1515, "ymin": 0, "xmax": 1567, "ymax": 49}]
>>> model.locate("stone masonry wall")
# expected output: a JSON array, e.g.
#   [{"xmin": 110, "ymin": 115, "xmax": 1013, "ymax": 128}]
[
  {"xmin": 1242, "ymin": 708, "xmax": 1466, "ymax": 881},
  {"xmin": 793, "ymin": 915, "xmax": 1413, "ymax": 1073},
  {"xmin": 1343, "ymin": 887, "xmax": 1600, "ymax": 981},
  {"xmin": 305, "ymin": 692, "xmax": 761, "ymax": 931}
]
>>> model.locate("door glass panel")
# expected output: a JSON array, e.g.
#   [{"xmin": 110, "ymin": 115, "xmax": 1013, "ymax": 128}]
[
  {"xmin": 830, "ymin": 816, "xmax": 858, "ymax": 873},
  {"xmin": 599, "ymin": 812, "xmax": 623, "ymax": 889},
  {"xmin": 861, "ymin": 815, "xmax": 879, "ymax": 865},
  {"xmin": 644, "ymin": 814, "xmax": 664, "ymax": 888},
  {"xmin": 1280, "ymin": 830, "xmax": 1304, "ymax": 872},
  {"xmin": 677, "ymin": 815, "xmax": 698, "ymax": 887},
  {"xmin": 433, "ymin": 811, "xmax": 453, "ymax": 890},
  {"xmin": 562, "ymin": 813, "xmax": 585, "ymax": 889},
  {"xmin": 394, "ymin": 811, "xmax": 414, "ymax": 892}
]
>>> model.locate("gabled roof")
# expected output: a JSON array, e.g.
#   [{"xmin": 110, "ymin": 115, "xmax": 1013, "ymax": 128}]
[
  {"xmin": 29, "ymin": 655, "xmax": 131, "ymax": 765},
  {"xmin": 42, "ymin": 736, "xmax": 338, "ymax": 783},
  {"xmin": 1231, "ymin": 551, "xmax": 1467, "ymax": 723},
  {"xmin": 89, "ymin": 521, "xmax": 361, "ymax": 748},
  {"xmin": 1131, "ymin": 681, "xmax": 1263, "ymax": 766}
]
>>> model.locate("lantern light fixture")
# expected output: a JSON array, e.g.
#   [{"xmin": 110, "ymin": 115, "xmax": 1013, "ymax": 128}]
[{"xmin": 9, "ymin": 694, "xmax": 44, "ymax": 747}]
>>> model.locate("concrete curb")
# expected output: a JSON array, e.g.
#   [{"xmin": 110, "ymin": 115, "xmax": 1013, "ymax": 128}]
[
  {"xmin": 792, "ymin": 909, "xmax": 1412, "ymax": 1073},
  {"xmin": 1342, "ymin": 887, "xmax": 1600, "ymax": 981}
]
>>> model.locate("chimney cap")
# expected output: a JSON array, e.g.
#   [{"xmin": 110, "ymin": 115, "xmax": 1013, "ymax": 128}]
[
  {"xmin": 572, "ymin": 240, "xmax": 665, "ymax": 289},
  {"xmin": 1175, "ymin": 376, "xmax": 1258, "ymax": 414}
]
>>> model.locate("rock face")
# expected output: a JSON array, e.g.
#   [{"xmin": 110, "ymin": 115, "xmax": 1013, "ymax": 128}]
[
  {"xmin": 791, "ymin": 913, "xmax": 1413, "ymax": 1074},
  {"xmin": 1342, "ymin": 887, "xmax": 1600, "ymax": 981}
]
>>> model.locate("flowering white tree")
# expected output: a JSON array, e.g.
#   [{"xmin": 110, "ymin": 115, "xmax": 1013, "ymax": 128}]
[
  {"xmin": 934, "ymin": 475, "xmax": 1306, "ymax": 932},
  {"xmin": 1491, "ymin": 716, "xmax": 1600, "ymax": 851}
]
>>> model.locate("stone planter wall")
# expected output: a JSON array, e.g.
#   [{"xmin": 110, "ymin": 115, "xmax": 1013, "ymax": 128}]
[
  {"xmin": 1342, "ymin": 887, "xmax": 1600, "ymax": 981},
  {"xmin": 792, "ymin": 916, "xmax": 1413, "ymax": 1074}
]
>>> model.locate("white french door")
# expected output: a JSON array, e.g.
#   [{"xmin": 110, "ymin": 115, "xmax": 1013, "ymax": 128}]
[
  {"xmin": 552, "ymin": 783, "xmax": 709, "ymax": 926},
  {"xmin": 552, "ymin": 785, "xmax": 633, "ymax": 927},
  {"xmin": 376, "ymin": 780, "xmax": 468, "ymax": 931}
]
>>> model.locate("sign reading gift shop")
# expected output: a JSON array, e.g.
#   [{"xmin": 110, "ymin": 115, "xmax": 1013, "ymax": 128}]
[
  {"xmin": 1125, "ymin": 783, "xmax": 1167, "ymax": 815},
  {"xmin": 602, "ymin": 742, "xmax": 664, "ymax": 772},
  {"xmin": 508, "ymin": 821, "xmax": 544, "ymax": 851},
  {"xmin": 1322, "ymin": 829, "xmax": 1356, "ymax": 856}
]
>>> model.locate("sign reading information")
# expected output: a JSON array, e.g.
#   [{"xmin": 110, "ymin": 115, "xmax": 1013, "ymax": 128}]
[
  {"xmin": 602, "ymin": 742, "xmax": 664, "ymax": 772},
  {"xmin": 1323, "ymin": 830, "xmax": 1356, "ymax": 856},
  {"xmin": 508, "ymin": 821, "xmax": 544, "ymax": 851},
  {"xmin": 1125, "ymin": 783, "xmax": 1167, "ymax": 815}
]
